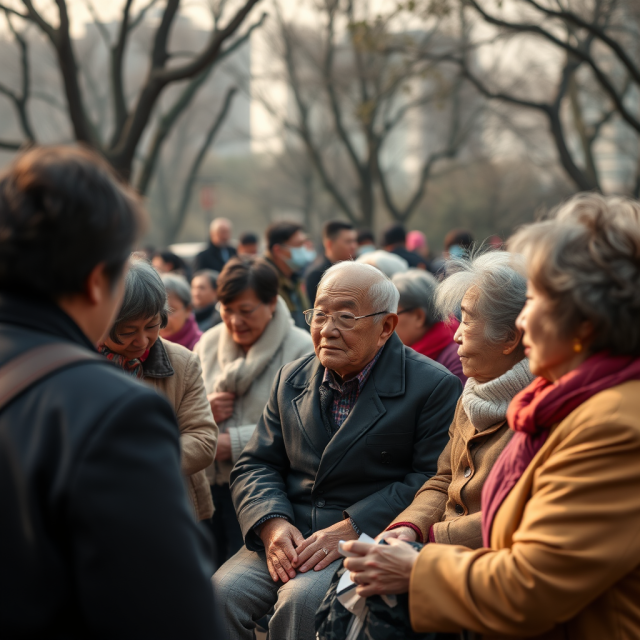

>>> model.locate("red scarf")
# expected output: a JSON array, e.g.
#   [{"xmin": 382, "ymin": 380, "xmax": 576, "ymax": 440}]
[
  {"xmin": 99, "ymin": 344, "xmax": 150, "ymax": 379},
  {"xmin": 410, "ymin": 319, "xmax": 459, "ymax": 361},
  {"xmin": 481, "ymin": 351, "xmax": 640, "ymax": 546}
]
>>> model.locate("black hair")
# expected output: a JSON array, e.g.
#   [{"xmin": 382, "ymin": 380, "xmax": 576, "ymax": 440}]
[
  {"xmin": 357, "ymin": 229, "xmax": 375, "ymax": 244},
  {"xmin": 239, "ymin": 232, "xmax": 258, "ymax": 246},
  {"xmin": 265, "ymin": 222, "xmax": 303, "ymax": 251},
  {"xmin": 444, "ymin": 229, "xmax": 475, "ymax": 251},
  {"xmin": 217, "ymin": 256, "xmax": 279, "ymax": 305},
  {"xmin": 0, "ymin": 145, "xmax": 143, "ymax": 297},
  {"xmin": 323, "ymin": 220, "xmax": 354, "ymax": 241},
  {"xmin": 381, "ymin": 223, "xmax": 407, "ymax": 247}
]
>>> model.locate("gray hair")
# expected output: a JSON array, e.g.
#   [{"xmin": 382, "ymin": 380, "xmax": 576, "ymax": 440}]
[
  {"xmin": 318, "ymin": 261, "xmax": 399, "ymax": 320},
  {"xmin": 161, "ymin": 272, "xmax": 192, "ymax": 308},
  {"xmin": 509, "ymin": 193, "xmax": 640, "ymax": 355},
  {"xmin": 110, "ymin": 257, "xmax": 169, "ymax": 344},
  {"xmin": 391, "ymin": 269, "xmax": 438, "ymax": 326},
  {"xmin": 356, "ymin": 250, "xmax": 409, "ymax": 278},
  {"xmin": 192, "ymin": 269, "xmax": 219, "ymax": 290},
  {"xmin": 436, "ymin": 250, "xmax": 527, "ymax": 344},
  {"xmin": 210, "ymin": 217, "xmax": 231, "ymax": 233}
]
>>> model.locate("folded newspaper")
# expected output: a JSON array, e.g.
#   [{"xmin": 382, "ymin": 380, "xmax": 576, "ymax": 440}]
[{"xmin": 336, "ymin": 533, "xmax": 398, "ymax": 640}]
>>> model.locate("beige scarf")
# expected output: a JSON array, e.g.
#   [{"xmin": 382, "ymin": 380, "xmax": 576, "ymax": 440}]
[{"xmin": 212, "ymin": 296, "xmax": 295, "ymax": 397}]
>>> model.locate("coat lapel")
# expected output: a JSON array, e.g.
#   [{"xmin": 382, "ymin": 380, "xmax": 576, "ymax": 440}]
[
  {"xmin": 314, "ymin": 378, "xmax": 386, "ymax": 486},
  {"xmin": 291, "ymin": 360, "xmax": 331, "ymax": 458}
]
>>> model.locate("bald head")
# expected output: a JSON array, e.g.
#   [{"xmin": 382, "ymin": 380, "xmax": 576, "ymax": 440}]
[
  {"xmin": 312, "ymin": 261, "xmax": 399, "ymax": 379},
  {"xmin": 210, "ymin": 217, "xmax": 231, "ymax": 246},
  {"xmin": 316, "ymin": 261, "xmax": 399, "ymax": 317}
]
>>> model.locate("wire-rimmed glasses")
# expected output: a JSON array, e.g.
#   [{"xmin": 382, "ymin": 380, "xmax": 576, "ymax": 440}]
[{"xmin": 303, "ymin": 309, "xmax": 388, "ymax": 331}]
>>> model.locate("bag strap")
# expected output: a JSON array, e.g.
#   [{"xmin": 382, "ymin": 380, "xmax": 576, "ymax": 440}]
[{"xmin": 0, "ymin": 342, "xmax": 104, "ymax": 413}]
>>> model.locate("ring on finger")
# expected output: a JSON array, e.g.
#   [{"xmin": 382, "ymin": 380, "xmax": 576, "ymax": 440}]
[{"xmin": 321, "ymin": 547, "xmax": 329, "ymax": 556}]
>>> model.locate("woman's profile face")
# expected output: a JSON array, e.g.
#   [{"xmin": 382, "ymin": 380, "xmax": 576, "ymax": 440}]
[
  {"xmin": 516, "ymin": 282, "xmax": 581, "ymax": 382},
  {"xmin": 104, "ymin": 314, "xmax": 162, "ymax": 360},
  {"xmin": 160, "ymin": 292, "xmax": 191, "ymax": 337},
  {"xmin": 219, "ymin": 288, "xmax": 277, "ymax": 351},
  {"xmin": 454, "ymin": 289, "xmax": 517, "ymax": 383}
]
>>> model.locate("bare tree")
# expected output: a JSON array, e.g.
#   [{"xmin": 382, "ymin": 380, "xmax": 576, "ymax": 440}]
[
  {"xmin": 0, "ymin": 0, "xmax": 263, "ymax": 185},
  {"xmin": 254, "ymin": 0, "xmax": 477, "ymax": 229},
  {"xmin": 452, "ymin": 0, "xmax": 640, "ymax": 193}
]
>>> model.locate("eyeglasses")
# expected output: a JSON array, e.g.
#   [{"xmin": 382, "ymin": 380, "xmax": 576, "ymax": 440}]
[
  {"xmin": 216, "ymin": 301, "xmax": 263, "ymax": 318},
  {"xmin": 303, "ymin": 309, "xmax": 388, "ymax": 331}
]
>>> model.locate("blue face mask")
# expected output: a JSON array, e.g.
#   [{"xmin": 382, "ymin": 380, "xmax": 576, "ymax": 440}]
[
  {"xmin": 285, "ymin": 246, "xmax": 316, "ymax": 272},
  {"xmin": 357, "ymin": 244, "xmax": 376, "ymax": 256}
]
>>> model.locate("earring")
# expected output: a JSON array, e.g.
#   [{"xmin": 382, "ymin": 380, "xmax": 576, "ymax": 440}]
[{"xmin": 573, "ymin": 338, "xmax": 583, "ymax": 354}]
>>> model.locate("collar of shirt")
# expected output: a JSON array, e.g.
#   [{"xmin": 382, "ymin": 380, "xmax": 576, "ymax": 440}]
[{"xmin": 322, "ymin": 345, "xmax": 384, "ymax": 395}]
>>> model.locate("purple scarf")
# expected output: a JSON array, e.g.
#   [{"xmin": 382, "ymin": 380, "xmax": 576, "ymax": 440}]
[{"xmin": 163, "ymin": 314, "xmax": 202, "ymax": 351}]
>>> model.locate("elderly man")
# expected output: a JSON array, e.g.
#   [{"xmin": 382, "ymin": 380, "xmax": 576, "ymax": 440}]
[
  {"xmin": 194, "ymin": 217, "xmax": 237, "ymax": 272},
  {"xmin": 214, "ymin": 261, "xmax": 461, "ymax": 640}
]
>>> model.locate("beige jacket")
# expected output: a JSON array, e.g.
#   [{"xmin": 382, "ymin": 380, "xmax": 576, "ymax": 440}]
[
  {"xmin": 195, "ymin": 296, "xmax": 313, "ymax": 485},
  {"xmin": 390, "ymin": 398, "xmax": 512, "ymax": 548},
  {"xmin": 144, "ymin": 338, "xmax": 217, "ymax": 521},
  {"xmin": 409, "ymin": 380, "xmax": 640, "ymax": 640}
]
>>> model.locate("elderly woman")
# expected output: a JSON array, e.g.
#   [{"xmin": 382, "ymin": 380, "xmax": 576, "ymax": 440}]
[
  {"xmin": 195, "ymin": 256, "xmax": 313, "ymax": 564},
  {"xmin": 392, "ymin": 269, "xmax": 466, "ymax": 384},
  {"xmin": 343, "ymin": 193, "xmax": 640, "ymax": 640},
  {"xmin": 101, "ymin": 258, "xmax": 217, "ymax": 522},
  {"xmin": 160, "ymin": 272, "xmax": 202, "ymax": 350}
]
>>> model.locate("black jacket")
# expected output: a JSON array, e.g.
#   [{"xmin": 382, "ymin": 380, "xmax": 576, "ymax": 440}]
[
  {"xmin": 230, "ymin": 333, "xmax": 461, "ymax": 547},
  {"xmin": 194, "ymin": 242, "xmax": 237, "ymax": 273},
  {"xmin": 304, "ymin": 256, "xmax": 333, "ymax": 306},
  {"xmin": 0, "ymin": 294, "xmax": 218, "ymax": 639}
]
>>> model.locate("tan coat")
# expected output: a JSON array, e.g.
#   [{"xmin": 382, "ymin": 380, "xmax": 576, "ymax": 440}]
[
  {"xmin": 409, "ymin": 380, "xmax": 640, "ymax": 640},
  {"xmin": 390, "ymin": 399, "xmax": 513, "ymax": 548},
  {"xmin": 144, "ymin": 339, "xmax": 217, "ymax": 521}
]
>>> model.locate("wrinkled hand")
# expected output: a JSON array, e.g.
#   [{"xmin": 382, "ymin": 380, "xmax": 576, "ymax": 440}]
[
  {"xmin": 259, "ymin": 518, "xmax": 305, "ymax": 584},
  {"xmin": 342, "ymin": 538, "xmax": 419, "ymax": 597},
  {"xmin": 294, "ymin": 519, "xmax": 358, "ymax": 573},
  {"xmin": 209, "ymin": 391, "xmax": 235, "ymax": 424},
  {"xmin": 375, "ymin": 526, "xmax": 418, "ymax": 543},
  {"xmin": 215, "ymin": 433, "xmax": 232, "ymax": 461}
]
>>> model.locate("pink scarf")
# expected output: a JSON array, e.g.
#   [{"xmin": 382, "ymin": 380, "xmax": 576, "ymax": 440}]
[
  {"xmin": 162, "ymin": 314, "xmax": 202, "ymax": 351},
  {"xmin": 481, "ymin": 352, "xmax": 640, "ymax": 546},
  {"xmin": 410, "ymin": 320, "xmax": 459, "ymax": 361}
]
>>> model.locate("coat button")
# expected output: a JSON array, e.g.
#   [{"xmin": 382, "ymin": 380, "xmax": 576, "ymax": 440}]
[
  {"xmin": 316, "ymin": 498, "xmax": 326, "ymax": 508},
  {"xmin": 455, "ymin": 504, "xmax": 464, "ymax": 515},
  {"xmin": 464, "ymin": 467, "xmax": 472, "ymax": 478}
]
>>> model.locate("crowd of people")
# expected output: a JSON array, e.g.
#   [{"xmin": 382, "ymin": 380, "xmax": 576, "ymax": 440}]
[{"xmin": 2, "ymin": 145, "xmax": 640, "ymax": 640}]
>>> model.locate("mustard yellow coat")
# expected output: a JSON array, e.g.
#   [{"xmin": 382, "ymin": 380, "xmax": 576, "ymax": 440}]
[{"xmin": 409, "ymin": 380, "xmax": 640, "ymax": 640}]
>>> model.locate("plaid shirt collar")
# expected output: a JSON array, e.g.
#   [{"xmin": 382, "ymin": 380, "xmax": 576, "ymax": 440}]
[{"xmin": 322, "ymin": 346, "xmax": 384, "ymax": 395}]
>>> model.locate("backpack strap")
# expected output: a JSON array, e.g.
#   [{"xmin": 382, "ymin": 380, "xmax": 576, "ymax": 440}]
[{"xmin": 0, "ymin": 342, "xmax": 104, "ymax": 412}]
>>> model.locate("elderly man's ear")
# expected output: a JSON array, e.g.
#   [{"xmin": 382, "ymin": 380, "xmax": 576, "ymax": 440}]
[{"xmin": 378, "ymin": 313, "xmax": 399, "ymax": 346}]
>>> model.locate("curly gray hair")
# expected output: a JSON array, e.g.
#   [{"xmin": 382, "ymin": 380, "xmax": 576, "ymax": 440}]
[{"xmin": 508, "ymin": 193, "xmax": 640, "ymax": 356}]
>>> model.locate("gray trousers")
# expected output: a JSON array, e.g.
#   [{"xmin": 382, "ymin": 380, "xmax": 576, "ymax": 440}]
[{"xmin": 213, "ymin": 545, "xmax": 340, "ymax": 640}]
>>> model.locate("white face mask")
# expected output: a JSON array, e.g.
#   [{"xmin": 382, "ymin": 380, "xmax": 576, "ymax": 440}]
[{"xmin": 285, "ymin": 246, "xmax": 316, "ymax": 272}]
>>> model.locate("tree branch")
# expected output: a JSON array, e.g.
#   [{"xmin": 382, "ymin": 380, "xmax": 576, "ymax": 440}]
[
  {"xmin": 169, "ymin": 87, "xmax": 238, "ymax": 241},
  {"xmin": 464, "ymin": 0, "xmax": 640, "ymax": 133}
]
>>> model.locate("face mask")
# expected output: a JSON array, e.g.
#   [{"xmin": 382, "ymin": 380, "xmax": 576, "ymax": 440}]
[
  {"xmin": 449, "ymin": 244, "xmax": 466, "ymax": 258},
  {"xmin": 285, "ymin": 246, "xmax": 316, "ymax": 272},
  {"xmin": 357, "ymin": 244, "xmax": 376, "ymax": 256}
]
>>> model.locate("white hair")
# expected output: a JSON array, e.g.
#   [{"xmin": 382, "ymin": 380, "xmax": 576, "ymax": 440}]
[
  {"xmin": 209, "ymin": 217, "xmax": 231, "ymax": 233},
  {"xmin": 392, "ymin": 269, "xmax": 439, "ymax": 326},
  {"xmin": 356, "ymin": 250, "xmax": 409, "ymax": 278},
  {"xmin": 436, "ymin": 250, "xmax": 527, "ymax": 343},
  {"xmin": 317, "ymin": 261, "xmax": 399, "ymax": 320}
]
